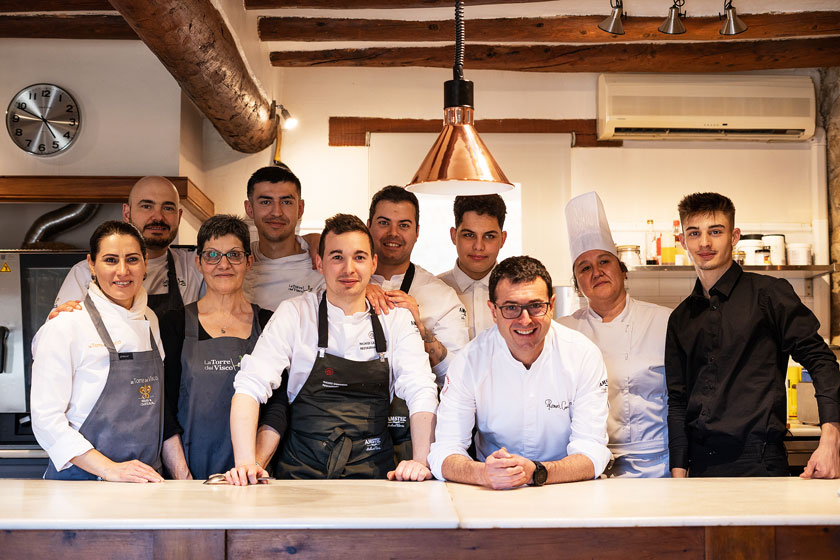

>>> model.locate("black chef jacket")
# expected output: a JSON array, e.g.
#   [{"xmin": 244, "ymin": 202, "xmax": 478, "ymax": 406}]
[{"xmin": 665, "ymin": 262, "xmax": 840, "ymax": 470}]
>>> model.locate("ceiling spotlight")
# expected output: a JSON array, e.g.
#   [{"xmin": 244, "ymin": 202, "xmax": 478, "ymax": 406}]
[
  {"xmin": 658, "ymin": 0, "xmax": 686, "ymax": 35},
  {"xmin": 719, "ymin": 0, "xmax": 747, "ymax": 35},
  {"xmin": 405, "ymin": 0, "xmax": 512, "ymax": 195},
  {"xmin": 598, "ymin": 0, "xmax": 626, "ymax": 35}
]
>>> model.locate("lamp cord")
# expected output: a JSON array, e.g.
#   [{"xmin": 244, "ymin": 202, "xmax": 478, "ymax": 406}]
[
  {"xmin": 723, "ymin": 0, "xmax": 733, "ymax": 9},
  {"xmin": 609, "ymin": 0, "xmax": 623, "ymax": 9},
  {"xmin": 453, "ymin": 0, "xmax": 464, "ymax": 82}
]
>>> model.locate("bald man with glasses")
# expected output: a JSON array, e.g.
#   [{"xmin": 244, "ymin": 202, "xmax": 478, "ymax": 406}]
[{"xmin": 427, "ymin": 256, "xmax": 611, "ymax": 489}]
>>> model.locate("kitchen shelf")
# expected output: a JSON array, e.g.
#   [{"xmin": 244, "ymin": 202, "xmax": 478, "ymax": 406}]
[{"xmin": 626, "ymin": 264, "xmax": 837, "ymax": 279}]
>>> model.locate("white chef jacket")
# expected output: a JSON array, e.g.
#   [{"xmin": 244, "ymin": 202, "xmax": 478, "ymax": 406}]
[
  {"xmin": 427, "ymin": 321, "xmax": 611, "ymax": 481},
  {"xmin": 557, "ymin": 295, "xmax": 670, "ymax": 457},
  {"xmin": 438, "ymin": 262, "xmax": 494, "ymax": 340},
  {"xmin": 54, "ymin": 247, "xmax": 203, "ymax": 308},
  {"xmin": 234, "ymin": 290, "xmax": 438, "ymax": 416},
  {"xmin": 371, "ymin": 264, "xmax": 468, "ymax": 381},
  {"xmin": 243, "ymin": 237, "xmax": 325, "ymax": 312},
  {"xmin": 31, "ymin": 283, "xmax": 164, "ymax": 472}
]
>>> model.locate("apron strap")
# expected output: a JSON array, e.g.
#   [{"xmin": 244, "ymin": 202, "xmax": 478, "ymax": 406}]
[
  {"xmin": 317, "ymin": 292, "xmax": 329, "ymax": 358},
  {"xmin": 250, "ymin": 303, "xmax": 264, "ymax": 339},
  {"xmin": 369, "ymin": 308, "xmax": 387, "ymax": 361},
  {"xmin": 163, "ymin": 249, "xmax": 184, "ymax": 309},
  {"xmin": 399, "ymin": 262, "xmax": 415, "ymax": 293},
  {"xmin": 184, "ymin": 301, "xmax": 200, "ymax": 339},
  {"xmin": 83, "ymin": 294, "xmax": 117, "ymax": 353}
]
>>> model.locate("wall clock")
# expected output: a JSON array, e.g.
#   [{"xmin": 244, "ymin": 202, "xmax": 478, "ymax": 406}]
[{"xmin": 5, "ymin": 84, "xmax": 81, "ymax": 156}]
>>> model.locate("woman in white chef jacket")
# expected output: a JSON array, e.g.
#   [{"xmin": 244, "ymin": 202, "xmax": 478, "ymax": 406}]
[
  {"xmin": 31, "ymin": 220, "xmax": 165, "ymax": 482},
  {"xmin": 557, "ymin": 192, "xmax": 671, "ymax": 478}
]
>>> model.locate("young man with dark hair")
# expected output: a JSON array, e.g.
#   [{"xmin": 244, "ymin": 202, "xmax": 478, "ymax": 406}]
[
  {"xmin": 428, "ymin": 256, "xmax": 611, "ymax": 489},
  {"xmin": 667, "ymin": 192, "xmax": 840, "ymax": 478},
  {"xmin": 228, "ymin": 214, "xmax": 438, "ymax": 482},
  {"xmin": 243, "ymin": 166, "xmax": 324, "ymax": 311},
  {"xmin": 438, "ymin": 195, "xmax": 508, "ymax": 340}
]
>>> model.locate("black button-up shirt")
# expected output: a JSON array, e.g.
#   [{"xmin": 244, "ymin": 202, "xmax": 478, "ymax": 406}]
[{"xmin": 665, "ymin": 262, "xmax": 840, "ymax": 470}]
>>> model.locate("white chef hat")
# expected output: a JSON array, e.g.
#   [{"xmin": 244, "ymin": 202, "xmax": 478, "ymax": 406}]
[{"xmin": 564, "ymin": 191, "xmax": 617, "ymax": 264}]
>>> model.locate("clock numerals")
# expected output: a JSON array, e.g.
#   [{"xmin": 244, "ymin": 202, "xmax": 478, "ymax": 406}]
[{"xmin": 6, "ymin": 84, "xmax": 80, "ymax": 156}]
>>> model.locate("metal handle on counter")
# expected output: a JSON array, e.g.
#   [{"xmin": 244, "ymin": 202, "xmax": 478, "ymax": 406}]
[{"xmin": 0, "ymin": 326, "xmax": 8, "ymax": 373}]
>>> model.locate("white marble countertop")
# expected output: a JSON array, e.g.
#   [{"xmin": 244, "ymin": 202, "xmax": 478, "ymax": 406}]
[{"xmin": 0, "ymin": 477, "xmax": 838, "ymax": 531}]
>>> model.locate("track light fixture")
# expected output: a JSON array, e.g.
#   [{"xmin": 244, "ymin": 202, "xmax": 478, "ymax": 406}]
[
  {"xmin": 598, "ymin": 0, "xmax": 626, "ymax": 35},
  {"xmin": 719, "ymin": 0, "xmax": 747, "ymax": 35},
  {"xmin": 658, "ymin": 0, "xmax": 686, "ymax": 35}
]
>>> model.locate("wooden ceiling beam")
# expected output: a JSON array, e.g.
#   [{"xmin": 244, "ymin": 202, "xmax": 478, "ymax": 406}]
[
  {"xmin": 271, "ymin": 37, "xmax": 840, "ymax": 72},
  {"xmin": 259, "ymin": 12, "xmax": 840, "ymax": 43},
  {"xmin": 110, "ymin": 0, "xmax": 276, "ymax": 154},
  {"xmin": 0, "ymin": 15, "xmax": 136, "ymax": 40},
  {"xmin": 0, "ymin": 0, "xmax": 114, "ymax": 11},
  {"xmin": 245, "ymin": 0, "xmax": 557, "ymax": 9}
]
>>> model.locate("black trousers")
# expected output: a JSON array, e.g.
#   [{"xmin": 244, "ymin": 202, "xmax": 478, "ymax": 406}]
[{"xmin": 688, "ymin": 439, "xmax": 789, "ymax": 477}]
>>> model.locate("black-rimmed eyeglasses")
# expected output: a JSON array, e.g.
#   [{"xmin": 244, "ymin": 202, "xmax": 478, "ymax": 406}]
[
  {"xmin": 493, "ymin": 302, "xmax": 551, "ymax": 319},
  {"xmin": 200, "ymin": 249, "xmax": 247, "ymax": 265}
]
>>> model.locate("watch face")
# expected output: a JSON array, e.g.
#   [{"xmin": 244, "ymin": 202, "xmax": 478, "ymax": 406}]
[{"xmin": 5, "ymin": 84, "xmax": 81, "ymax": 156}]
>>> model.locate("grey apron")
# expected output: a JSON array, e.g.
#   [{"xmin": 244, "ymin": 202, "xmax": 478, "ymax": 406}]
[
  {"xmin": 388, "ymin": 263, "xmax": 415, "ymax": 464},
  {"xmin": 146, "ymin": 249, "xmax": 184, "ymax": 316},
  {"xmin": 44, "ymin": 294, "xmax": 164, "ymax": 480},
  {"xmin": 276, "ymin": 292, "xmax": 394, "ymax": 479},
  {"xmin": 177, "ymin": 302, "xmax": 262, "ymax": 479}
]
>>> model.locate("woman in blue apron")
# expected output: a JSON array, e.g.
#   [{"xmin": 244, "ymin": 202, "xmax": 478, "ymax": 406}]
[
  {"xmin": 31, "ymin": 221, "xmax": 165, "ymax": 482},
  {"xmin": 160, "ymin": 215, "xmax": 288, "ymax": 480}
]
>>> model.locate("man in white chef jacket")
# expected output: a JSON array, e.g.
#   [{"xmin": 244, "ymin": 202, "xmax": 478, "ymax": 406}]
[
  {"xmin": 438, "ymin": 195, "xmax": 507, "ymax": 340},
  {"xmin": 242, "ymin": 166, "xmax": 325, "ymax": 311},
  {"xmin": 428, "ymin": 256, "xmax": 611, "ymax": 489},
  {"xmin": 557, "ymin": 192, "xmax": 671, "ymax": 477},
  {"xmin": 366, "ymin": 185, "xmax": 468, "ymax": 384},
  {"xmin": 53, "ymin": 176, "xmax": 203, "ymax": 315}
]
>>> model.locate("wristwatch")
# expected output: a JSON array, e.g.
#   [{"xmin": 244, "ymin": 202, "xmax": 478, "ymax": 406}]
[{"xmin": 531, "ymin": 460, "xmax": 548, "ymax": 486}]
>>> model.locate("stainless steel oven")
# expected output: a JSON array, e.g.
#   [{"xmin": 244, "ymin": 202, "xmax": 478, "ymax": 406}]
[{"xmin": 0, "ymin": 250, "xmax": 87, "ymax": 476}]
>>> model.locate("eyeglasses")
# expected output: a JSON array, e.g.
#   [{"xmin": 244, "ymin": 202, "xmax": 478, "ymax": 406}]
[
  {"xmin": 493, "ymin": 302, "xmax": 551, "ymax": 320},
  {"xmin": 200, "ymin": 249, "xmax": 247, "ymax": 265}
]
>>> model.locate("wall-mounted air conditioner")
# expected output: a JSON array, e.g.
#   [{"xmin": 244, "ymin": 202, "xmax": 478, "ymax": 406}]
[{"xmin": 597, "ymin": 73, "xmax": 815, "ymax": 141}]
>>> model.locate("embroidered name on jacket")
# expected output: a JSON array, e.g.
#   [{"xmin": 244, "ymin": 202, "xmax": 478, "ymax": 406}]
[{"xmin": 545, "ymin": 399, "xmax": 571, "ymax": 411}]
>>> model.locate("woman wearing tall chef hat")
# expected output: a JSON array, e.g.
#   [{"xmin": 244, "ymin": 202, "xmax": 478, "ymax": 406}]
[
  {"xmin": 31, "ymin": 221, "xmax": 165, "ymax": 481},
  {"xmin": 557, "ymin": 192, "xmax": 671, "ymax": 477}
]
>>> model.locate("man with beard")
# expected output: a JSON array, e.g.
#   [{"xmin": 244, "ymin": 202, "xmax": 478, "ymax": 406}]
[
  {"xmin": 242, "ymin": 166, "xmax": 324, "ymax": 311},
  {"xmin": 53, "ymin": 176, "xmax": 203, "ymax": 317},
  {"xmin": 366, "ymin": 186, "xmax": 468, "ymax": 462}
]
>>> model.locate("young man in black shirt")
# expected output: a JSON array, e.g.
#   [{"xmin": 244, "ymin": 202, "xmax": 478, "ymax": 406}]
[{"xmin": 666, "ymin": 192, "xmax": 840, "ymax": 478}]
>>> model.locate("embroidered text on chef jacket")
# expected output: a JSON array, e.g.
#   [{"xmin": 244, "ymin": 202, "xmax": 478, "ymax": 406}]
[
  {"xmin": 427, "ymin": 321, "xmax": 611, "ymax": 481},
  {"xmin": 243, "ymin": 237, "xmax": 325, "ymax": 312},
  {"xmin": 438, "ymin": 263, "xmax": 494, "ymax": 340}
]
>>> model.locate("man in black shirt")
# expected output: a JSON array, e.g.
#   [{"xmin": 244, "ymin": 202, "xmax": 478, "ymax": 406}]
[{"xmin": 666, "ymin": 192, "xmax": 840, "ymax": 478}]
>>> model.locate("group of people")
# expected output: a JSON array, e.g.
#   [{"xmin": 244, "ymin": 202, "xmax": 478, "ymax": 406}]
[{"xmin": 29, "ymin": 167, "xmax": 840, "ymax": 488}]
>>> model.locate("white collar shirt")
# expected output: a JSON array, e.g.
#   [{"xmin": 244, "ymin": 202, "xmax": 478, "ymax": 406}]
[
  {"xmin": 243, "ymin": 237, "xmax": 325, "ymax": 312},
  {"xmin": 438, "ymin": 263, "xmax": 494, "ymax": 340},
  {"xmin": 234, "ymin": 291, "xmax": 438, "ymax": 416},
  {"xmin": 31, "ymin": 283, "xmax": 164, "ymax": 471},
  {"xmin": 371, "ymin": 264, "xmax": 468, "ymax": 381},
  {"xmin": 427, "ymin": 321, "xmax": 611, "ymax": 481},
  {"xmin": 557, "ymin": 295, "xmax": 670, "ymax": 455},
  {"xmin": 54, "ymin": 247, "xmax": 203, "ymax": 308}
]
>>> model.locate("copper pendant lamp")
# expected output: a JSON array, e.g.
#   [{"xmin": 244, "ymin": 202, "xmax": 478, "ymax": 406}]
[{"xmin": 405, "ymin": 0, "xmax": 513, "ymax": 195}]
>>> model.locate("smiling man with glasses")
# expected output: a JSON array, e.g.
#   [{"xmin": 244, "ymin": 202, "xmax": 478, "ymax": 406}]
[{"xmin": 427, "ymin": 256, "xmax": 612, "ymax": 489}]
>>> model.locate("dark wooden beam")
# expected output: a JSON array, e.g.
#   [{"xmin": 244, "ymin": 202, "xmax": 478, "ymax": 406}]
[
  {"xmin": 110, "ymin": 0, "xmax": 276, "ymax": 154},
  {"xmin": 0, "ymin": 0, "xmax": 114, "ymax": 11},
  {"xmin": 259, "ymin": 12, "xmax": 840, "ymax": 43},
  {"xmin": 0, "ymin": 176, "xmax": 214, "ymax": 222},
  {"xmin": 329, "ymin": 117, "xmax": 621, "ymax": 148},
  {"xmin": 272, "ymin": 37, "xmax": 840, "ymax": 72},
  {"xmin": 246, "ymin": 0, "xmax": 557, "ymax": 8},
  {"xmin": 0, "ymin": 15, "xmax": 136, "ymax": 40}
]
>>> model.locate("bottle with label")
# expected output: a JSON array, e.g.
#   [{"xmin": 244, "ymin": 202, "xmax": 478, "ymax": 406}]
[
  {"xmin": 673, "ymin": 219, "xmax": 688, "ymax": 265},
  {"xmin": 645, "ymin": 219, "xmax": 659, "ymax": 265},
  {"xmin": 660, "ymin": 228, "xmax": 675, "ymax": 265}
]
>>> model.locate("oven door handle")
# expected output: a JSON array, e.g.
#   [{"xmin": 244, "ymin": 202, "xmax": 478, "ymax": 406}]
[{"xmin": 0, "ymin": 326, "xmax": 8, "ymax": 373}]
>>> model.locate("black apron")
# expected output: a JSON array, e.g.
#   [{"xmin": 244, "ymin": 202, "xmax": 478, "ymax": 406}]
[
  {"xmin": 388, "ymin": 263, "xmax": 415, "ymax": 464},
  {"xmin": 276, "ymin": 292, "xmax": 394, "ymax": 479},
  {"xmin": 44, "ymin": 294, "xmax": 164, "ymax": 480},
  {"xmin": 177, "ymin": 302, "xmax": 262, "ymax": 480},
  {"xmin": 146, "ymin": 249, "xmax": 185, "ymax": 316}
]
